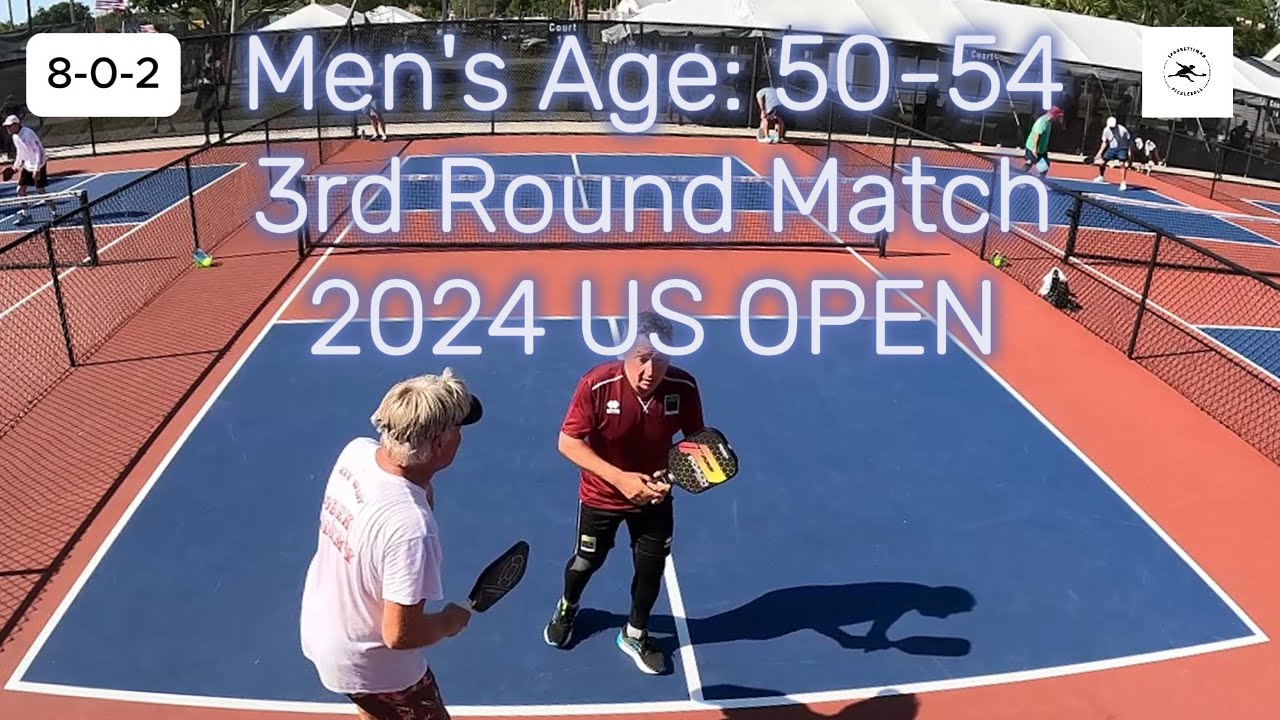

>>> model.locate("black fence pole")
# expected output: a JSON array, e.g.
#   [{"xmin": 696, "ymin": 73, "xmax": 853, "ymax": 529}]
[
  {"xmin": 315, "ymin": 101, "xmax": 325, "ymax": 163},
  {"xmin": 264, "ymin": 117, "xmax": 275, "ymax": 186},
  {"xmin": 1210, "ymin": 146, "xmax": 1223, "ymax": 200},
  {"xmin": 88, "ymin": 118, "xmax": 98, "ymax": 156},
  {"xmin": 1063, "ymin": 194, "xmax": 1083, "ymax": 260},
  {"xmin": 888, "ymin": 124, "xmax": 900, "ymax": 182},
  {"xmin": 184, "ymin": 156, "xmax": 201, "ymax": 253},
  {"xmin": 43, "ymin": 226, "xmax": 76, "ymax": 368},
  {"xmin": 295, "ymin": 174, "xmax": 308, "ymax": 258},
  {"xmin": 824, "ymin": 102, "xmax": 834, "ymax": 161},
  {"xmin": 490, "ymin": 22, "xmax": 497, "ymax": 135},
  {"xmin": 79, "ymin": 190, "xmax": 98, "ymax": 266},
  {"xmin": 1126, "ymin": 232, "xmax": 1163, "ymax": 359},
  {"xmin": 979, "ymin": 163, "xmax": 998, "ymax": 260}
]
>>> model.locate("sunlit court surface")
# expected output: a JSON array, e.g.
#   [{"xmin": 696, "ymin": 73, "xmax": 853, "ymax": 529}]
[
  {"xmin": 3, "ymin": 33, "xmax": 1280, "ymax": 720},
  {"xmin": 0, "ymin": 122, "xmax": 1278, "ymax": 720}
]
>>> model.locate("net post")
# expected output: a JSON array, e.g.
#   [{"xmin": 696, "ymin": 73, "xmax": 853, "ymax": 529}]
[
  {"xmin": 43, "ymin": 225, "xmax": 76, "ymax": 368},
  {"xmin": 824, "ymin": 101, "xmax": 834, "ymax": 162},
  {"xmin": 979, "ymin": 161, "xmax": 998, "ymax": 261},
  {"xmin": 184, "ymin": 156, "xmax": 201, "ymax": 253},
  {"xmin": 1126, "ymin": 232, "xmax": 1163, "ymax": 359},
  {"xmin": 264, "ymin": 116, "xmax": 274, "ymax": 186},
  {"xmin": 295, "ymin": 173, "xmax": 308, "ymax": 258},
  {"xmin": 1211, "ymin": 145, "xmax": 1223, "ymax": 199},
  {"xmin": 79, "ymin": 189, "xmax": 98, "ymax": 266},
  {"xmin": 888, "ymin": 124, "xmax": 899, "ymax": 181},
  {"xmin": 489, "ymin": 22, "xmax": 498, "ymax": 135},
  {"xmin": 1062, "ymin": 193, "xmax": 1083, "ymax": 260}
]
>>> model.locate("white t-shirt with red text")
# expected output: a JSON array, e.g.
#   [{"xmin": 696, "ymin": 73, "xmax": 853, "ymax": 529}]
[{"xmin": 300, "ymin": 437, "xmax": 445, "ymax": 695}]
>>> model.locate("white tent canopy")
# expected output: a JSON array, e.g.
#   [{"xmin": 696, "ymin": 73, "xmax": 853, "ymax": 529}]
[
  {"xmin": 260, "ymin": 3, "xmax": 366, "ymax": 32},
  {"xmin": 610, "ymin": 0, "xmax": 1280, "ymax": 102},
  {"xmin": 365, "ymin": 5, "xmax": 427, "ymax": 24}
]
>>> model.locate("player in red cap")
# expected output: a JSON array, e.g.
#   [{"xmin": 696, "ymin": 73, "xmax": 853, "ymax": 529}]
[
  {"xmin": 544, "ymin": 310, "xmax": 706, "ymax": 675},
  {"xmin": 1023, "ymin": 105, "xmax": 1063, "ymax": 176}
]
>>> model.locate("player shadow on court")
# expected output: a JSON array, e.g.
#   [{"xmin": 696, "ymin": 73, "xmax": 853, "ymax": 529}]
[
  {"xmin": 703, "ymin": 687, "xmax": 919, "ymax": 720},
  {"xmin": 685, "ymin": 582, "xmax": 975, "ymax": 657}
]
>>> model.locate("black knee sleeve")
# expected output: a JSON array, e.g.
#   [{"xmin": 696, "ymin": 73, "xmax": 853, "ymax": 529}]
[
  {"xmin": 563, "ymin": 544, "xmax": 609, "ymax": 605},
  {"xmin": 628, "ymin": 536, "xmax": 669, "ymax": 630}
]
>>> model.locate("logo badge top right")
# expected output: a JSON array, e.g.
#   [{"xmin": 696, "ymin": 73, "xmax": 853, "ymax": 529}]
[
  {"xmin": 1141, "ymin": 27, "xmax": 1233, "ymax": 119},
  {"xmin": 1163, "ymin": 47, "xmax": 1212, "ymax": 97}
]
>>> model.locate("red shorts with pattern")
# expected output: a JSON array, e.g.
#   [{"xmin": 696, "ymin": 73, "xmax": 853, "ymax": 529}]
[{"xmin": 346, "ymin": 668, "xmax": 451, "ymax": 720}]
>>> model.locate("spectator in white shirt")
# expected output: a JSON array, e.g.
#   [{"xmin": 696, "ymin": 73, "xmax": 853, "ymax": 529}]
[
  {"xmin": 4, "ymin": 115, "xmax": 60, "ymax": 225},
  {"xmin": 300, "ymin": 368, "xmax": 484, "ymax": 720}
]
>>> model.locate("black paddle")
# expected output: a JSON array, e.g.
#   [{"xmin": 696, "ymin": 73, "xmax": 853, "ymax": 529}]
[
  {"xmin": 656, "ymin": 427, "xmax": 740, "ymax": 494},
  {"xmin": 464, "ymin": 540, "xmax": 528, "ymax": 613}
]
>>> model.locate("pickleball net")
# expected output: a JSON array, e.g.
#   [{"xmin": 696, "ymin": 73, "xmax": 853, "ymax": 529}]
[
  {"xmin": 295, "ymin": 171, "xmax": 888, "ymax": 253},
  {"xmin": 0, "ymin": 189, "xmax": 96, "ymax": 270}
]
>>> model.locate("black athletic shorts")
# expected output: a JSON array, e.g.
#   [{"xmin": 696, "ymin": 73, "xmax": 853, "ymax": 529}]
[
  {"xmin": 18, "ymin": 165, "xmax": 46, "ymax": 189},
  {"xmin": 575, "ymin": 499, "xmax": 674, "ymax": 558},
  {"xmin": 346, "ymin": 668, "xmax": 451, "ymax": 720}
]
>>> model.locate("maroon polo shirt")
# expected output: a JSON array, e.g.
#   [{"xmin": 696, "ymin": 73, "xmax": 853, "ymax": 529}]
[{"xmin": 560, "ymin": 360, "xmax": 705, "ymax": 511}]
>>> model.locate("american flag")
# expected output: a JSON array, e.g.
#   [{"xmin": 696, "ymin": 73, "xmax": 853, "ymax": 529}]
[
  {"xmin": 95, "ymin": 0, "xmax": 127, "ymax": 9},
  {"xmin": 121, "ymin": 18, "xmax": 155, "ymax": 32}
]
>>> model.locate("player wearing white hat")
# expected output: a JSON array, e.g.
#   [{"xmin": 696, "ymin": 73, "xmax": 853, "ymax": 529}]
[
  {"xmin": 1093, "ymin": 116, "xmax": 1132, "ymax": 191},
  {"xmin": 3, "ymin": 114, "xmax": 59, "ymax": 225}
]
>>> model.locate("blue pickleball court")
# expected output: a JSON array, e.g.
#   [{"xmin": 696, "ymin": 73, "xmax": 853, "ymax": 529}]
[{"xmin": 7, "ymin": 310, "xmax": 1260, "ymax": 712}]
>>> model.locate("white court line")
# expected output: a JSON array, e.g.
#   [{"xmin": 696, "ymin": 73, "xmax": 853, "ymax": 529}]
[
  {"xmin": 0, "ymin": 162, "xmax": 246, "ymax": 323},
  {"xmin": 605, "ymin": 317, "xmax": 704, "ymax": 703},
  {"xmin": 272, "ymin": 314, "xmax": 875, "ymax": 325},
  {"xmin": 1196, "ymin": 323, "xmax": 1280, "ymax": 332},
  {"xmin": 6, "ymin": 636, "xmax": 1267, "ymax": 715},
  {"xmin": 1189, "ymin": 324, "xmax": 1280, "ymax": 385},
  {"xmin": 569, "ymin": 153, "xmax": 590, "ymax": 210},
  {"xmin": 2, "ymin": 152, "xmax": 1270, "ymax": 716},
  {"xmin": 1243, "ymin": 198, "xmax": 1280, "ymax": 217}
]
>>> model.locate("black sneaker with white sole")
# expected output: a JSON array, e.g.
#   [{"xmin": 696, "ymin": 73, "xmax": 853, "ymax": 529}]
[
  {"xmin": 616, "ymin": 629, "xmax": 665, "ymax": 674},
  {"xmin": 543, "ymin": 598, "xmax": 576, "ymax": 648}
]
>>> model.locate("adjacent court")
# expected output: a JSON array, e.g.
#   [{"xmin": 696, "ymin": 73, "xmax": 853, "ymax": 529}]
[
  {"xmin": 902, "ymin": 163, "xmax": 1280, "ymax": 248},
  {"xmin": 2, "ymin": 148, "xmax": 1267, "ymax": 716}
]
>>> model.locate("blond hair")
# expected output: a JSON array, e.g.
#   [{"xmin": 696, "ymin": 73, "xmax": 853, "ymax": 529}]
[{"xmin": 370, "ymin": 368, "xmax": 472, "ymax": 466}]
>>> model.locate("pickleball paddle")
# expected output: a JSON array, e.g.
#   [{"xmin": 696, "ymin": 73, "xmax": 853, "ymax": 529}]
[
  {"xmin": 657, "ymin": 427, "xmax": 739, "ymax": 494},
  {"xmin": 465, "ymin": 540, "xmax": 528, "ymax": 613},
  {"xmin": 2, "ymin": 167, "xmax": 14, "ymax": 182}
]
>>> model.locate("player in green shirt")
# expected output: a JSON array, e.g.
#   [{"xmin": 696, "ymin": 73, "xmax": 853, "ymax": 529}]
[{"xmin": 1023, "ymin": 106, "xmax": 1063, "ymax": 175}]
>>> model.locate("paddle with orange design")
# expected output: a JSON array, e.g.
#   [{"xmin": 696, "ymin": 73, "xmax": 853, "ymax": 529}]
[{"xmin": 655, "ymin": 427, "xmax": 739, "ymax": 494}]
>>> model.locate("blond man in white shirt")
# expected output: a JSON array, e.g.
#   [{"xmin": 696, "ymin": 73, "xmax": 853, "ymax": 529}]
[
  {"xmin": 3, "ymin": 114, "xmax": 59, "ymax": 225},
  {"xmin": 300, "ymin": 368, "xmax": 483, "ymax": 720}
]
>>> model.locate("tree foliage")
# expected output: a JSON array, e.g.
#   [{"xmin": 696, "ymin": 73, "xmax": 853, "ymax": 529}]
[
  {"xmin": 999, "ymin": 0, "xmax": 1280, "ymax": 57},
  {"xmin": 125, "ymin": 0, "xmax": 296, "ymax": 33}
]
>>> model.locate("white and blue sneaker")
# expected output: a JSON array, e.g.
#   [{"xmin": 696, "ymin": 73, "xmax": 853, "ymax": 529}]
[{"xmin": 616, "ymin": 626, "xmax": 665, "ymax": 674}]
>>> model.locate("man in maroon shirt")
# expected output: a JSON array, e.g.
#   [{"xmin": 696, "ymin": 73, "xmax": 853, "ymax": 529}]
[{"xmin": 544, "ymin": 311, "xmax": 705, "ymax": 675}]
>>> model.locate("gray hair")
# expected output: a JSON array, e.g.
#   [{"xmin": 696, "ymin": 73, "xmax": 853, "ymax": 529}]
[{"xmin": 632, "ymin": 310, "xmax": 674, "ymax": 349}]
